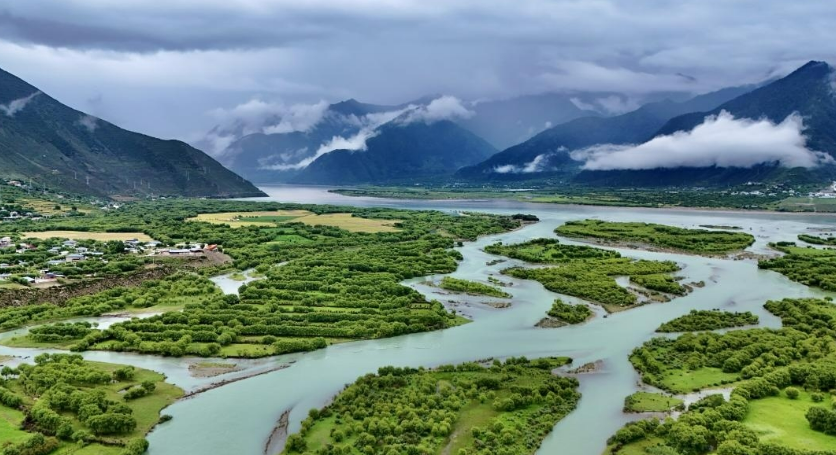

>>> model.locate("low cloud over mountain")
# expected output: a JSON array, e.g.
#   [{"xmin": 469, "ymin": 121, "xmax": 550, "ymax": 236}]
[{"xmin": 571, "ymin": 111, "xmax": 832, "ymax": 170}]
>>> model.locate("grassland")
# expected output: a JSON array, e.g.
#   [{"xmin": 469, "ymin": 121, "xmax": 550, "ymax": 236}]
[
  {"xmin": 21, "ymin": 231, "xmax": 154, "ymax": 241},
  {"xmin": 777, "ymin": 196, "xmax": 836, "ymax": 213},
  {"xmin": 0, "ymin": 405, "xmax": 29, "ymax": 445},
  {"xmin": 187, "ymin": 210, "xmax": 401, "ymax": 232},
  {"xmin": 655, "ymin": 367, "xmax": 740, "ymax": 394},
  {"xmin": 555, "ymin": 219, "xmax": 755, "ymax": 255},
  {"xmin": 187, "ymin": 210, "xmax": 312, "ymax": 227},
  {"xmin": 743, "ymin": 391, "xmax": 836, "ymax": 451},
  {"xmin": 623, "ymin": 392, "xmax": 684, "ymax": 413}
]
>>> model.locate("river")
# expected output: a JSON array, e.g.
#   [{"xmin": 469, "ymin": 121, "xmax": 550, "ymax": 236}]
[{"xmin": 4, "ymin": 185, "xmax": 836, "ymax": 455}]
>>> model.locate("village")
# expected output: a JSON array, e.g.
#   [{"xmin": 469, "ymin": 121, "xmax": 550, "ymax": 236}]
[{"xmin": 0, "ymin": 234, "xmax": 218, "ymax": 289}]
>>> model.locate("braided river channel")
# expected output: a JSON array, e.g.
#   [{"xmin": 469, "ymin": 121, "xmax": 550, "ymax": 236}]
[{"xmin": 3, "ymin": 185, "xmax": 836, "ymax": 455}]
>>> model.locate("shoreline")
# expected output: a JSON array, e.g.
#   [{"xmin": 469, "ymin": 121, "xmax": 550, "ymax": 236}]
[
  {"xmin": 326, "ymin": 189, "xmax": 836, "ymax": 218},
  {"xmin": 182, "ymin": 363, "xmax": 291, "ymax": 399}
]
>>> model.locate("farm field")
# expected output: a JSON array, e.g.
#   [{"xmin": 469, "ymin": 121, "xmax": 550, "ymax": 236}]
[
  {"xmin": 187, "ymin": 210, "xmax": 401, "ymax": 232},
  {"xmin": 21, "ymin": 231, "xmax": 155, "ymax": 242}
]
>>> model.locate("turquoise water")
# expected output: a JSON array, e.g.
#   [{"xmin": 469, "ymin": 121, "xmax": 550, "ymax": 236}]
[{"xmin": 4, "ymin": 185, "xmax": 836, "ymax": 455}]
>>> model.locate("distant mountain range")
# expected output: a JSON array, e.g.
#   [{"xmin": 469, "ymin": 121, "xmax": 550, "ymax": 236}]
[
  {"xmin": 0, "ymin": 68, "xmax": 263, "ymax": 198},
  {"xmin": 292, "ymin": 118, "xmax": 496, "ymax": 185},
  {"xmin": 456, "ymin": 84, "xmax": 761, "ymax": 180},
  {"xmin": 459, "ymin": 61, "xmax": 836, "ymax": 187}
]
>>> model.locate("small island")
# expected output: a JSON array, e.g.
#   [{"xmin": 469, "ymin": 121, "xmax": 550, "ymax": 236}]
[
  {"xmin": 486, "ymin": 239, "xmax": 687, "ymax": 312},
  {"xmin": 623, "ymin": 391, "xmax": 684, "ymax": 413},
  {"xmin": 282, "ymin": 357, "xmax": 579, "ymax": 455},
  {"xmin": 437, "ymin": 276, "xmax": 512, "ymax": 298},
  {"xmin": 555, "ymin": 219, "xmax": 755, "ymax": 255},
  {"xmin": 655, "ymin": 310, "xmax": 759, "ymax": 332},
  {"xmin": 537, "ymin": 299, "xmax": 593, "ymax": 327}
]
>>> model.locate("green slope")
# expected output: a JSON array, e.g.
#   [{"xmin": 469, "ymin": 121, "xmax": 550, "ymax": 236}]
[{"xmin": 0, "ymin": 67, "xmax": 264, "ymax": 198}]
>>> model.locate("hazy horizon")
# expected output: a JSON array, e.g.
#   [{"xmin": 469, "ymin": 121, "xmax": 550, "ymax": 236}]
[{"xmin": 1, "ymin": 1, "xmax": 835, "ymax": 144}]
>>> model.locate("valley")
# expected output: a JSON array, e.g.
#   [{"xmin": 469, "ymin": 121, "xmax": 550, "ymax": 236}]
[{"xmin": 0, "ymin": 186, "xmax": 834, "ymax": 455}]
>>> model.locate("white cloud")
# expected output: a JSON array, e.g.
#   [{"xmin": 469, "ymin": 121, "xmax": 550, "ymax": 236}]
[
  {"xmin": 493, "ymin": 153, "xmax": 550, "ymax": 174},
  {"xmin": 569, "ymin": 97, "xmax": 596, "ymax": 112},
  {"xmin": 0, "ymin": 91, "xmax": 40, "ymax": 116},
  {"xmin": 201, "ymin": 132, "xmax": 237, "ymax": 157},
  {"xmin": 262, "ymin": 100, "xmax": 329, "ymax": 134},
  {"xmin": 594, "ymin": 95, "xmax": 641, "ymax": 115},
  {"xmin": 571, "ymin": 111, "xmax": 833, "ymax": 170},
  {"xmin": 77, "ymin": 114, "xmax": 99, "ymax": 132},
  {"xmin": 208, "ymin": 98, "xmax": 328, "ymax": 136},
  {"xmin": 261, "ymin": 106, "xmax": 409, "ymax": 170},
  {"xmin": 401, "ymin": 95, "xmax": 473, "ymax": 124}
]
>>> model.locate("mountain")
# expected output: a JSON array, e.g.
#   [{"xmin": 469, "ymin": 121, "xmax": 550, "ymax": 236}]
[
  {"xmin": 291, "ymin": 119, "xmax": 496, "ymax": 185},
  {"xmin": 457, "ymin": 93, "xmax": 598, "ymax": 150},
  {"xmin": 455, "ymin": 84, "xmax": 761, "ymax": 180},
  {"xmin": 655, "ymin": 61, "xmax": 836, "ymax": 153},
  {"xmin": 577, "ymin": 61, "xmax": 836, "ymax": 186},
  {"xmin": 203, "ymin": 99, "xmax": 409, "ymax": 184},
  {"xmin": 0, "ymin": 68, "xmax": 263, "ymax": 198}
]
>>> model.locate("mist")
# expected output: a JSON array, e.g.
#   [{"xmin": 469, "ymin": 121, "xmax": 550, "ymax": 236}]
[
  {"xmin": 570, "ymin": 111, "xmax": 832, "ymax": 170},
  {"xmin": 0, "ymin": 91, "xmax": 40, "ymax": 117}
]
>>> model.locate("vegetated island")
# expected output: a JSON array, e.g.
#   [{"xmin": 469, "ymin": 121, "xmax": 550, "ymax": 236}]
[
  {"xmin": 484, "ymin": 238, "xmax": 687, "ymax": 312},
  {"xmin": 0, "ymin": 353, "xmax": 181, "ymax": 455},
  {"xmin": 536, "ymin": 299, "xmax": 593, "ymax": 328},
  {"xmin": 623, "ymin": 391, "xmax": 685, "ymax": 413},
  {"xmin": 798, "ymin": 234, "xmax": 836, "ymax": 246},
  {"xmin": 0, "ymin": 201, "xmax": 524, "ymax": 358},
  {"xmin": 607, "ymin": 297, "xmax": 836, "ymax": 455},
  {"xmin": 655, "ymin": 310, "xmax": 759, "ymax": 333},
  {"xmin": 759, "ymin": 242, "xmax": 836, "ymax": 291},
  {"xmin": 280, "ymin": 357, "xmax": 579, "ymax": 455},
  {"xmin": 555, "ymin": 219, "xmax": 755, "ymax": 255},
  {"xmin": 436, "ymin": 276, "xmax": 512, "ymax": 298}
]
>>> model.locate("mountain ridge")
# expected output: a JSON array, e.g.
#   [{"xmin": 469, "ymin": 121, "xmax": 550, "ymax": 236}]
[
  {"xmin": 291, "ymin": 119, "xmax": 497, "ymax": 185},
  {"xmin": 0, "ymin": 68, "xmax": 264, "ymax": 198}
]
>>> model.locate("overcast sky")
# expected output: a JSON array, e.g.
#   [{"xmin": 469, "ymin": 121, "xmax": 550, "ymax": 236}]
[{"xmin": 1, "ymin": 0, "xmax": 834, "ymax": 142}]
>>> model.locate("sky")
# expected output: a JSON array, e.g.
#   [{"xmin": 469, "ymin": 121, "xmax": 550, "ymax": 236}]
[{"xmin": 1, "ymin": 0, "xmax": 835, "ymax": 143}]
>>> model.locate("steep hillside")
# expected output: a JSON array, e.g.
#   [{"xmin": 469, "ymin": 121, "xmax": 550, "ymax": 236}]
[
  {"xmin": 456, "ymin": 84, "xmax": 760, "ymax": 180},
  {"xmin": 292, "ymin": 119, "xmax": 496, "ymax": 185},
  {"xmin": 0, "ymin": 68, "xmax": 263, "ymax": 198},
  {"xmin": 577, "ymin": 61, "xmax": 836, "ymax": 186},
  {"xmin": 655, "ymin": 61, "xmax": 836, "ymax": 154},
  {"xmin": 457, "ymin": 93, "xmax": 598, "ymax": 149}
]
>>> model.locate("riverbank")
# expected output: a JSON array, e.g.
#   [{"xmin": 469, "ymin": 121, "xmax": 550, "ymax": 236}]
[{"xmin": 328, "ymin": 187, "xmax": 836, "ymax": 216}]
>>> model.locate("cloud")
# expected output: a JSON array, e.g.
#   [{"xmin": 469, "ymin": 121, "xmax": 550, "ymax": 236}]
[
  {"xmin": 3, "ymin": 1, "xmax": 836, "ymax": 141},
  {"xmin": 593, "ymin": 95, "xmax": 641, "ymax": 115},
  {"xmin": 0, "ymin": 91, "xmax": 40, "ymax": 116},
  {"xmin": 571, "ymin": 111, "xmax": 833, "ymax": 170},
  {"xmin": 200, "ymin": 132, "xmax": 238, "ymax": 157},
  {"xmin": 262, "ymin": 100, "xmax": 329, "ymax": 134},
  {"xmin": 401, "ymin": 95, "xmax": 474, "ymax": 124},
  {"xmin": 261, "ymin": 106, "xmax": 409, "ymax": 170},
  {"xmin": 208, "ymin": 99, "xmax": 329, "ymax": 136},
  {"xmin": 493, "ymin": 153, "xmax": 551, "ymax": 174},
  {"xmin": 77, "ymin": 114, "xmax": 99, "ymax": 132}
]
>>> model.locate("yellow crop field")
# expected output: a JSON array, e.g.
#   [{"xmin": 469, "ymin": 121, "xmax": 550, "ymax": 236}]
[
  {"xmin": 188, "ymin": 210, "xmax": 400, "ymax": 233},
  {"xmin": 22, "ymin": 231, "xmax": 154, "ymax": 241}
]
